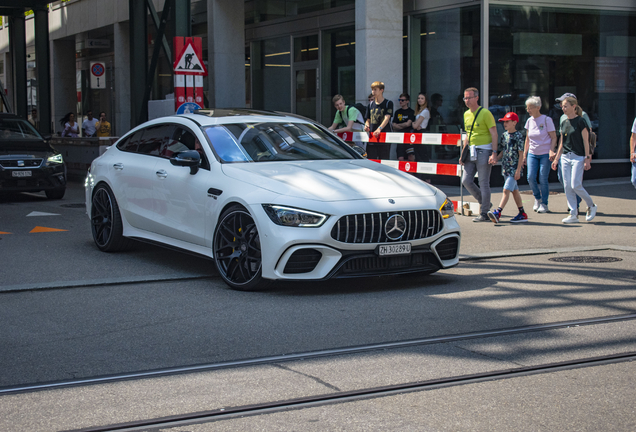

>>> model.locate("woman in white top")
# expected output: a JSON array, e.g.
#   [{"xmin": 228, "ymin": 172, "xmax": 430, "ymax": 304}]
[
  {"xmin": 523, "ymin": 96, "xmax": 556, "ymax": 213},
  {"xmin": 60, "ymin": 112, "xmax": 79, "ymax": 138},
  {"xmin": 412, "ymin": 92, "xmax": 430, "ymax": 131}
]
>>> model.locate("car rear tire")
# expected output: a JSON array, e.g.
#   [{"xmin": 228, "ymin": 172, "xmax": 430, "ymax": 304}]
[
  {"xmin": 91, "ymin": 183, "xmax": 131, "ymax": 252},
  {"xmin": 213, "ymin": 205, "xmax": 271, "ymax": 291},
  {"xmin": 45, "ymin": 188, "xmax": 66, "ymax": 200}
]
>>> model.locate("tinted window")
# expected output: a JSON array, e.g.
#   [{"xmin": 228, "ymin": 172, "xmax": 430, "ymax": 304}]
[
  {"xmin": 117, "ymin": 130, "xmax": 143, "ymax": 153},
  {"xmin": 0, "ymin": 118, "xmax": 41, "ymax": 140},
  {"xmin": 137, "ymin": 125, "xmax": 174, "ymax": 155},
  {"xmin": 160, "ymin": 127, "xmax": 209, "ymax": 169}
]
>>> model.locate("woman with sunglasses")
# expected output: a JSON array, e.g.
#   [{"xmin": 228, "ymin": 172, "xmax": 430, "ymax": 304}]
[{"xmin": 551, "ymin": 96, "xmax": 597, "ymax": 223}]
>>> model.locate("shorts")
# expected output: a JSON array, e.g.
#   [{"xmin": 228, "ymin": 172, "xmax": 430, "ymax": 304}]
[{"xmin": 503, "ymin": 175, "xmax": 519, "ymax": 192}]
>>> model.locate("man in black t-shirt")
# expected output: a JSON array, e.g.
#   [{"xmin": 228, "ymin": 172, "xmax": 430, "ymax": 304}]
[
  {"xmin": 393, "ymin": 93, "xmax": 415, "ymax": 160},
  {"xmin": 364, "ymin": 81, "xmax": 393, "ymax": 159}
]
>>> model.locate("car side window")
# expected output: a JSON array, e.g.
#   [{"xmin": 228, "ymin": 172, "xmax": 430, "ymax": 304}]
[
  {"xmin": 160, "ymin": 127, "xmax": 209, "ymax": 170},
  {"xmin": 137, "ymin": 125, "xmax": 174, "ymax": 155},
  {"xmin": 117, "ymin": 130, "xmax": 143, "ymax": 153}
]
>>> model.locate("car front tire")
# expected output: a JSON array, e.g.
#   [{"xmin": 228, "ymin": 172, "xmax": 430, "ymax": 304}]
[
  {"xmin": 45, "ymin": 187, "xmax": 66, "ymax": 200},
  {"xmin": 213, "ymin": 205, "xmax": 271, "ymax": 291},
  {"xmin": 91, "ymin": 183, "xmax": 131, "ymax": 252}
]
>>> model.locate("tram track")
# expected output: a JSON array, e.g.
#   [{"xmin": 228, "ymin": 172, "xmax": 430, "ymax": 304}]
[
  {"xmin": 3, "ymin": 312, "xmax": 636, "ymax": 396},
  {"xmin": 66, "ymin": 351, "xmax": 636, "ymax": 432}
]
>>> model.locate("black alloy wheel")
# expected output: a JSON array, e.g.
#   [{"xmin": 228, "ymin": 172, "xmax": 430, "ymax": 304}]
[
  {"xmin": 213, "ymin": 206, "xmax": 270, "ymax": 291},
  {"xmin": 91, "ymin": 184, "xmax": 130, "ymax": 252}
]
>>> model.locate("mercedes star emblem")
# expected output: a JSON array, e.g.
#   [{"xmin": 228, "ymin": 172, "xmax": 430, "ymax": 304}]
[{"xmin": 385, "ymin": 214, "xmax": 407, "ymax": 240}]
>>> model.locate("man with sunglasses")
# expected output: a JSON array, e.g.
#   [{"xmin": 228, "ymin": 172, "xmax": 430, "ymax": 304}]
[{"xmin": 393, "ymin": 93, "xmax": 415, "ymax": 161}]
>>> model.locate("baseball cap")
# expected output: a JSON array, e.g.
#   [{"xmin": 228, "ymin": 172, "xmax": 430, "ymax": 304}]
[
  {"xmin": 498, "ymin": 112, "xmax": 519, "ymax": 122},
  {"xmin": 555, "ymin": 93, "xmax": 576, "ymax": 102}
]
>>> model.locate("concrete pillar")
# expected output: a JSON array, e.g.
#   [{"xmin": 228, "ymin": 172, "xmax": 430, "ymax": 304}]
[
  {"xmin": 355, "ymin": 0, "xmax": 403, "ymax": 106},
  {"xmin": 51, "ymin": 39, "xmax": 75, "ymax": 135},
  {"xmin": 207, "ymin": 0, "xmax": 245, "ymax": 108},
  {"xmin": 34, "ymin": 5, "xmax": 52, "ymax": 135},
  {"xmin": 114, "ymin": 22, "xmax": 130, "ymax": 136}
]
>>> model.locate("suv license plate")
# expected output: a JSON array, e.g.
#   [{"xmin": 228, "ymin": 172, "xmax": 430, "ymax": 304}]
[
  {"xmin": 378, "ymin": 243, "xmax": 411, "ymax": 256},
  {"xmin": 12, "ymin": 171, "xmax": 32, "ymax": 177}
]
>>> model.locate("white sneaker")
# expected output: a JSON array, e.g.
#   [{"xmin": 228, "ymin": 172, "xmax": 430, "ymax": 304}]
[
  {"xmin": 562, "ymin": 214, "xmax": 579, "ymax": 224},
  {"xmin": 586, "ymin": 204, "xmax": 597, "ymax": 222},
  {"xmin": 537, "ymin": 204, "xmax": 548, "ymax": 213},
  {"xmin": 533, "ymin": 199, "xmax": 541, "ymax": 212}
]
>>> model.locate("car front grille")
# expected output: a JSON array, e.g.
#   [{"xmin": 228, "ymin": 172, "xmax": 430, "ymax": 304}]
[
  {"xmin": 334, "ymin": 251, "xmax": 439, "ymax": 277},
  {"xmin": 331, "ymin": 210, "xmax": 443, "ymax": 244},
  {"xmin": 0, "ymin": 159, "xmax": 43, "ymax": 168}
]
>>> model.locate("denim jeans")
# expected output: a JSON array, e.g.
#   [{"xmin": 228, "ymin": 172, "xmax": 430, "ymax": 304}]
[
  {"xmin": 527, "ymin": 152, "xmax": 550, "ymax": 205},
  {"xmin": 462, "ymin": 148, "xmax": 493, "ymax": 215},
  {"xmin": 558, "ymin": 159, "xmax": 582, "ymax": 208},
  {"xmin": 560, "ymin": 152, "xmax": 594, "ymax": 216},
  {"xmin": 632, "ymin": 162, "xmax": 636, "ymax": 190}
]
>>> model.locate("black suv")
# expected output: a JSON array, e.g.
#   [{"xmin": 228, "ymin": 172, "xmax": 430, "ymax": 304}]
[{"xmin": 0, "ymin": 113, "xmax": 66, "ymax": 199}]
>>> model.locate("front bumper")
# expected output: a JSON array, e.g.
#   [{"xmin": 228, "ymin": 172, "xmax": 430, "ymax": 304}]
[{"xmin": 0, "ymin": 165, "xmax": 66, "ymax": 193}]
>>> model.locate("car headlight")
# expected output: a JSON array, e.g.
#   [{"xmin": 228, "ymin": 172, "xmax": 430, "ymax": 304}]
[
  {"xmin": 47, "ymin": 154, "xmax": 64, "ymax": 164},
  {"xmin": 263, "ymin": 205, "xmax": 329, "ymax": 227},
  {"xmin": 440, "ymin": 198, "xmax": 455, "ymax": 219}
]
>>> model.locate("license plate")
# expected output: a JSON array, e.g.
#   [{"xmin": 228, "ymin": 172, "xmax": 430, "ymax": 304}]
[
  {"xmin": 12, "ymin": 171, "xmax": 32, "ymax": 177},
  {"xmin": 378, "ymin": 243, "xmax": 412, "ymax": 256}
]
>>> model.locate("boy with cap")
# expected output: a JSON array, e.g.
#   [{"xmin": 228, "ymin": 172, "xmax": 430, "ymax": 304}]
[{"xmin": 488, "ymin": 112, "xmax": 528, "ymax": 223}]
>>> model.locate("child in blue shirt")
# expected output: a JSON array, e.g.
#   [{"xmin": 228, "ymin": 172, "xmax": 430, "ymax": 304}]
[{"xmin": 488, "ymin": 112, "xmax": 528, "ymax": 223}]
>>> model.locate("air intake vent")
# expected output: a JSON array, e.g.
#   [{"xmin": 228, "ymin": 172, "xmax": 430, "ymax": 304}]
[
  {"xmin": 435, "ymin": 237, "xmax": 459, "ymax": 260},
  {"xmin": 284, "ymin": 249, "xmax": 322, "ymax": 274}
]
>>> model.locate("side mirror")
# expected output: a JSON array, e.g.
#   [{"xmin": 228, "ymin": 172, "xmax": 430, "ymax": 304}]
[{"xmin": 170, "ymin": 150, "xmax": 201, "ymax": 174}]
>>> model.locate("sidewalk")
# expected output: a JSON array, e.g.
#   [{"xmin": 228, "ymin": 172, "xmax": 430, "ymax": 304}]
[{"xmin": 438, "ymin": 177, "xmax": 636, "ymax": 257}]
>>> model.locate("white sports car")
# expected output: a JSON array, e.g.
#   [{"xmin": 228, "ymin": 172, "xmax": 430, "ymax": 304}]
[{"xmin": 85, "ymin": 110, "xmax": 460, "ymax": 290}]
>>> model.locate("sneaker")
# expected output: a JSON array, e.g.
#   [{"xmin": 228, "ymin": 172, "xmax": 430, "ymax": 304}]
[
  {"xmin": 472, "ymin": 214, "xmax": 490, "ymax": 222},
  {"xmin": 487, "ymin": 209, "xmax": 501, "ymax": 224},
  {"xmin": 533, "ymin": 199, "xmax": 541, "ymax": 212},
  {"xmin": 586, "ymin": 204, "xmax": 597, "ymax": 222},
  {"xmin": 510, "ymin": 212, "xmax": 528, "ymax": 223},
  {"xmin": 537, "ymin": 204, "xmax": 548, "ymax": 213},
  {"xmin": 562, "ymin": 214, "xmax": 579, "ymax": 224}
]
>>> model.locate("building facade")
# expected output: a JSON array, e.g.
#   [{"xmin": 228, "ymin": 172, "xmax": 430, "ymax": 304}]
[{"xmin": 1, "ymin": 0, "xmax": 634, "ymax": 176}]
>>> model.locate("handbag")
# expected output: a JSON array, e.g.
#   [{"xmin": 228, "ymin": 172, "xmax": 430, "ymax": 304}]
[{"xmin": 460, "ymin": 107, "xmax": 482, "ymax": 163}]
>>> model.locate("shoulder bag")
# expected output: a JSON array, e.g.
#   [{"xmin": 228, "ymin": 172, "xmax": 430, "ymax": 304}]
[{"xmin": 460, "ymin": 107, "xmax": 483, "ymax": 163}]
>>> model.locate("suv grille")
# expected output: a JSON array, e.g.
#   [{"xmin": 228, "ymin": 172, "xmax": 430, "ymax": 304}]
[
  {"xmin": 331, "ymin": 210, "xmax": 443, "ymax": 244},
  {"xmin": 0, "ymin": 159, "xmax": 43, "ymax": 168}
]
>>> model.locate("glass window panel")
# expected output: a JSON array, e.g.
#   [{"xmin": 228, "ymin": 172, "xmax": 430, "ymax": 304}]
[
  {"xmin": 251, "ymin": 37, "xmax": 291, "ymax": 112},
  {"xmin": 294, "ymin": 35, "xmax": 319, "ymax": 62},
  {"xmin": 321, "ymin": 27, "xmax": 355, "ymax": 127},
  {"xmin": 489, "ymin": 6, "xmax": 636, "ymax": 159}
]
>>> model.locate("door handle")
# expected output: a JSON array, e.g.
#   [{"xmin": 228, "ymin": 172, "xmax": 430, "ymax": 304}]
[
  {"xmin": 113, "ymin": 163, "xmax": 124, "ymax": 170},
  {"xmin": 156, "ymin": 169, "xmax": 168, "ymax": 179}
]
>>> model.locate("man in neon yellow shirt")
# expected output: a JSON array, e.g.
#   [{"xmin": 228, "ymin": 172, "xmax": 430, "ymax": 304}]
[{"xmin": 460, "ymin": 87, "xmax": 498, "ymax": 222}]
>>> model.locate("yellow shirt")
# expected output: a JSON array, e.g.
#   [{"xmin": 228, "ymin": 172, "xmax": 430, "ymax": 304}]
[
  {"xmin": 464, "ymin": 107, "xmax": 496, "ymax": 146},
  {"xmin": 96, "ymin": 120, "xmax": 111, "ymax": 137}
]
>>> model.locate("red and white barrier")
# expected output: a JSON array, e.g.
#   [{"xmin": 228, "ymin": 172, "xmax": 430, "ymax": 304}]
[
  {"xmin": 337, "ymin": 131, "xmax": 465, "ymax": 145},
  {"xmin": 369, "ymin": 159, "xmax": 462, "ymax": 177}
]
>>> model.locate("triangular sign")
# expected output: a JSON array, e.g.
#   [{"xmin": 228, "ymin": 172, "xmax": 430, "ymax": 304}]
[
  {"xmin": 30, "ymin": 226, "xmax": 68, "ymax": 233},
  {"xmin": 174, "ymin": 43, "xmax": 207, "ymax": 74}
]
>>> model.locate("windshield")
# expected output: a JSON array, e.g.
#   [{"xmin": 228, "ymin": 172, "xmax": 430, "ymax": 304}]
[
  {"xmin": 203, "ymin": 122, "xmax": 357, "ymax": 163},
  {"xmin": 0, "ymin": 118, "xmax": 42, "ymax": 140}
]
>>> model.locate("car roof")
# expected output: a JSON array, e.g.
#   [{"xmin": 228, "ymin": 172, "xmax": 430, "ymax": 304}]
[{"xmin": 180, "ymin": 109, "xmax": 314, "ymax": 126}]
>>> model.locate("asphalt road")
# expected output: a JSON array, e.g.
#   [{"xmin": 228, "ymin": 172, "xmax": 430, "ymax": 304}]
[{"xmin": 1, "ymin": 177, "xmax": 635, "ymax": 431}]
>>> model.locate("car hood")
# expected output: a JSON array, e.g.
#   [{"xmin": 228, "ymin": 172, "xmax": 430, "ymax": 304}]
[
  {"xmin": 0, "ymin": 140, "xmax": 53, "ymax": 157},
  {"xmin": 221, "ymin": 159, "xmax": 437, "ymax": 201}
]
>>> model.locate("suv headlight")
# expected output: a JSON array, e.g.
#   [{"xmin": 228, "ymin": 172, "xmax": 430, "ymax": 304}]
[
  {"xmin": 263, "ymin": 205, "xmax": 329, "ymax": 227},
  {"xmin": 47, "ymin": 154, "xmax": 64, "ymax": 164},
  {"xmin": 440, "ymin": 198, "xmax": 455, "ymax": 219}
]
